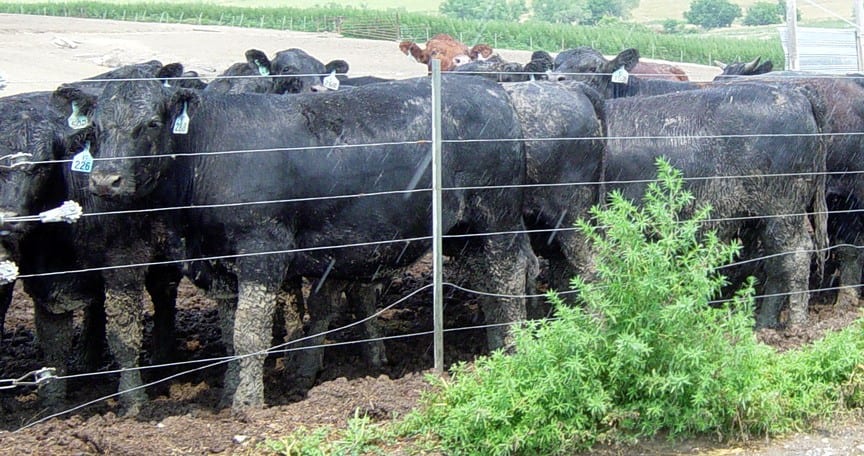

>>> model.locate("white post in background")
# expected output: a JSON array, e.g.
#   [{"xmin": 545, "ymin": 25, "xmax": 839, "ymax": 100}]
[
  {"xmin": 430, "ymin": 58, "xmax": 444, "ymax": 373},
  {"xmin": 786, "ymin": 0, "xmax": 799, "ymax": 70},
  {"xmin": 855, "ymin": 0, "xmax": 864, "ymax": 71}
]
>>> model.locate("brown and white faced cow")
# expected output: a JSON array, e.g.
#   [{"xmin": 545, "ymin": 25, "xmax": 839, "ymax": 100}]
[{"xmin": 399, "ymin": 33, "xmax": 493, "ymax": 72}]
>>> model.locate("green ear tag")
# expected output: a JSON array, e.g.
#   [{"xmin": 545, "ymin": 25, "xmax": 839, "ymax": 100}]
[
  {"xmin": 611, "ymin": 66, "xmax": 629, "ymax": 84},
  {"xmin": 70, "ymin": 141, "xmax": 93, "ymax": 173},
  {"xmin": 173, "ymin": 102, "xmax": 189, "ymax": 135},
  {"xmin": 255, "ymin": 60, "xmax": 270, "ymax": 76},
  {"xmin": 67, "ymin": 101, "xmax": 90, "ymax": 130}
]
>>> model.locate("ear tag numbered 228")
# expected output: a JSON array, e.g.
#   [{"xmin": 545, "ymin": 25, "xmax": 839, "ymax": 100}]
[
  {"xmin": 70, "ymin": 141, "xmax": 94, "ymax": 173},
  {"xmin": 611, "ymin": 66, "xmax": 629, "ymax": 84},
  {"xmin": 67, "ymin": 101, "xmax": 90, "ymax": 130},
  {"xmin": 323, "ymin": 70, "xmax": 340, "ymax": 91},
  {"xmin": 173, "ymin": 102, "xmax": 190, "ymax": 135}
]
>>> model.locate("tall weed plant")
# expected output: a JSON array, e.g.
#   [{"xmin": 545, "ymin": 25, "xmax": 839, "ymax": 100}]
[{"xmin": 402, "ymin": 159, "xmax": 864, "ymax": 455}]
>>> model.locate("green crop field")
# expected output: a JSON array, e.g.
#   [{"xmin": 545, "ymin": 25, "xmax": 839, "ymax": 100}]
[{"xmin": 0, "ymin": 0, "xmax": 852, "ymax": 25}]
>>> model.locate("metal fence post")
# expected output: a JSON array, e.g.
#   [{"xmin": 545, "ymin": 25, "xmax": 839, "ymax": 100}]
[{"xmin": 431, "ymin": 59, "xmax": 444, "ymax": 373}]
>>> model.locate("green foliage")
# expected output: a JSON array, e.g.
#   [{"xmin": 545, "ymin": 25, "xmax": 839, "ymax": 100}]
[
  {"xmin": 400, "ymin": 159, "xmax": 864, "ymax": 454},
  {"xmin": 585, "ymin": 0, "xmax": 639, "ymax": 24},
  {"xmin": 684, "ymin": 0, "xmax": 742, "ymax": 29},
  {"xmin": 743, "ymin": 1, "xmax": 782, "ymax": 26},
  {"xmin": 263, "ymin": 410, "xmax": 391, "ymax": 456},
  {"xmin": 777, "ymin": 0, "xmax": 803, "ymax": 21},
  {"xmin": 439, "ymin": 0, "xmax": 526, "ymax": 21},
  {"xmin": 661, "ymin": 18, "xmax": 685, "ymax": 33},
  {"xmin": 532, "ymin": 0, "xmax": 589, "ymax": 24}
]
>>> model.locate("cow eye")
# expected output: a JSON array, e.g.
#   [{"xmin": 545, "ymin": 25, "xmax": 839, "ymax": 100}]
[{"xmin": 147, "ymin": 119, "xmax": 161, "ymax": 130}]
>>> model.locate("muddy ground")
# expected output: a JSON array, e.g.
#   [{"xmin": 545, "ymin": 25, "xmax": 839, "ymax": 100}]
[{"xmin": 1, "ymin": 12, "xmax": 863, "ymax": 456}]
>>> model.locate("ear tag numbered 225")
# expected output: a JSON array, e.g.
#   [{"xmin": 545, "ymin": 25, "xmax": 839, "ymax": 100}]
[
  {"xmin": 323, "ymin": 70, "xmax": 340, "ymax": 91},
  {"xmin": 67, "ymin": 101, "xmax": 90, "ymax": 130},
  {"xmin": 173, "ymin": 102, "xmax": 190, "ymax": 135},
  {"xmin": 70, "ymin": 141, "xmax": 94, "ymax": 173},
  {"xmin": 611, "ymin": 66, "xmax": 629, "ymax": 84}
]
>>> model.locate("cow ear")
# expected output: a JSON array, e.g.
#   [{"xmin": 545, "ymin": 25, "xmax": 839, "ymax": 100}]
[
  {"xmin": 245, "ymin": 49, "xmax": 272, "ymax": 76},
  {"xmin": 157, "ymin": 63, "xmax": 184, "ymax": 86},
  {"xmin": 51, "ymin": 85, "xmax": 97, "ymax": 130},
  {"xmin": 325, "ymin": 59, "xmax": 349, "ymax": 75},
  {"xmin": 469, "ymin": 44, "xmax": 493, "ymax": 60},
  {"xmin": 398, "ymin": 41, "xmax": 414, "ymax": 56},
  {"xmin": 611, "ymin": 48, "xmax": 639, "ymax": 72},
  {"xmin": 167, "ymin": 89, "xmax": 201, "ymax": 124}
]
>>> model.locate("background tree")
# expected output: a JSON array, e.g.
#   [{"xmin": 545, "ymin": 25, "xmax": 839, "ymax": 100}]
[
  {"xmin": 439, "ymin": 0, "xmax": 527, "ymax": 21},
  {"xmin": 532, "ymin": 0, "xmax": 589, "ymax": 24},
  {"xmin": 743, "ymin": 1, "xmax": 782, "ymax": 26},
  {"xmin": 585, "ymin": 0, "xmax": 640, "ymax": 24},
  {"xmin": 684, "ymin": 0, "xmax": 742, "ymax": 29}
]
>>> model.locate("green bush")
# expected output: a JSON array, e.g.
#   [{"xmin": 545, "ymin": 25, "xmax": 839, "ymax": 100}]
[
  {"xmin": 439, "ymin": 0, "xmax": 526, "ymax": 21},
  {"xmin": 401, "ymin": 159, "xmax": 864, "ymax": 455},
  {"xmin": 743, "ymin": 1, "xmax": 782, "ymax": 26},
  {"xmin": 685, "ymin": 0, "xmax": 742, "ymax": 29}
]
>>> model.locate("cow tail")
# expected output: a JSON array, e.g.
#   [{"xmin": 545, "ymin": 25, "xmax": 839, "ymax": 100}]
[
  {"xmin": 581, "ymin": 82, "xmax": 608, "ymax": 206},
  {"xmin": 801, "ymin": 85, "xmax": 830, "ymax": 280}
]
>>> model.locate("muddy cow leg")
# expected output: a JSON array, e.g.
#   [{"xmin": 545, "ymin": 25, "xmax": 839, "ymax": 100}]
[
  {"xmin": 288, "ymin": 279, "xmax": 346, "ymax": 392},
  {"xmin": 102, "ymin": 267, "xmax": 148, "ymax": 415},
  {"xmin": 0, "ymin": 282, "xmax": 12, "ymax": 339},
  {"xmin": 757, "ymin": 216, "xmax": 814, "ymax": 328},
  {"xmin": 145, "ymin": 264, "xmax": 183, "ymax": 365},
  {"xmin": 832, "ymin": 245, "xmax": 863, "ymax": 308},
  {"xmin": 228, "ymin": 251, "xmax": 286, "ymax": 409},
  {"xmin": 345, "ymin": 282, "xmax": 388, "ymax": 368},
  {"xmin": 32, "ymin": 303, "xmax": 74, "ymax": 409},
  {"xmin": 460, "ymin": 233, "xmax": 534, "ymax": 351}
]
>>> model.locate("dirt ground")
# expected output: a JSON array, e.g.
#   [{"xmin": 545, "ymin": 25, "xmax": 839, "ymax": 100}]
[{"xmin": 1, "ymin": 12, "xmax": 862, "ymax": 456}]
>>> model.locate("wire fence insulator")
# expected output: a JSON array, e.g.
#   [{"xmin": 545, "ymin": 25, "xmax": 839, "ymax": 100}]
[
  {"xmin": 39, "ymin": 201, "xmax": 83, "ymax": 223},
  {"xmin": 0, "ymin": 367, "xmax": 56, "ymax": 390},
  {"xmin": 0, "ymin": 260, "xmax": 18, "ymax": 284}
]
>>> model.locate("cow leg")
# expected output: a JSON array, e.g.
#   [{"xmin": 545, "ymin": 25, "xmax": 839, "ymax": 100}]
[
  {"xmin": 145, "ymin": 264, "xmax": 182, "ymax": 364},
  {"xmin": 274, "ymin": 276, "xmax": 305, "ymax": 367},
  {"xmin": 207, "ymin": 273, "xmax": 241, "ymax": 410},
  {"xmin": 346, "ymin": 282, "xmax": 388, "ymax": 368},
  {"xmin": 0, "ymin": 282, "xmax": 13, "ymax": 339},
  {"xmin": 102, "ymin": 268, "xmax": 148, "ymax": 415},
  {"xmin": 463, "ymin": 233, "xmax": 534, "ymax": 350},
  {"xmin": 289, "ymin": 279, "xmax": 346, "ymax": 392},
  {"xmin": 79, "ymin": 289, "xmax": 107, "ymax": 372},
  {"xmin": 757, "ymin": 216, "xmax": 814, "ymax": 328},
  {"xmin": 229, "ymin": 253, "xmax": 285, "ymax": 409},
  {"xmin": 33, "ymin": 304, "xmax": 74, "ymax": 409},
  {"xmin": 833, "ymin": 245, "xmax": 862, "ymax": 308}
]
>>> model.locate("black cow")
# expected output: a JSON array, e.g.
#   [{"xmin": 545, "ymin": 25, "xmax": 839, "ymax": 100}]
[
  {"xmin": 58, "ymin": 72, "xmax": 534, "ymax": 411},
  {"xmin": 714, "ymin": 56, "xmax": 774, "ymax": 79},
  {"xmin": 0, "ymin": 61, "xmax": 189, "ymax": 408},
  {"xmin": 453, "ymin": 51, "xmax": 555, "ymax": 83},
  {"xmin": 496, "ymin": 80, "xmax": 605, "ymax": 304},
  {"xmin": 601, "ymin": 83, "xmax": 827, "ymax": 327},
  {"xmin": 205, "ymin": 48, "xmax": 344, "ymax": 94},
  {"xmin": 318, "ymin": 60, "xmax": 392, "ymax": 88},
  {"xmin": 555, "ymin": 47, "xmax": 864, "ymax": 313}
]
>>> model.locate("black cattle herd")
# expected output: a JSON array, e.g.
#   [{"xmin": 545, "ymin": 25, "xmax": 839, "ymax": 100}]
[{"xmin": 0, "ymin": 44, "xmax": 860, "ymax": 416}]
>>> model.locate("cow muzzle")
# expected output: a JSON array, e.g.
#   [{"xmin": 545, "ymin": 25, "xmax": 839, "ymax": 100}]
[{"xmin": 89, "ymin": 171, "xmax": 135, "ymax": 197}]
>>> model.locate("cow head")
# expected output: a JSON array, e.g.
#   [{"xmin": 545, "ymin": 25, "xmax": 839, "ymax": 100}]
[
  {"xmin": 268, "ymin": 48, "xmax": 334, "ymax": 94},
  {"xmin": 553, "ymin": 47, "xmax": 639, "ymax": 90},
  {"xmin": 400, "ymin": 34, "xmax": 492, "ymax": 72},
  {"xmin": 0, "ymin": 92, "xmax": 80, "ymax": 257},
  {"xmin": 715, "ymin": 56, "xmax": 774, "ymax": 78},
  {"xmin": 54, "ymin": 68, "xmax": 198, "ymax": 199}
]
